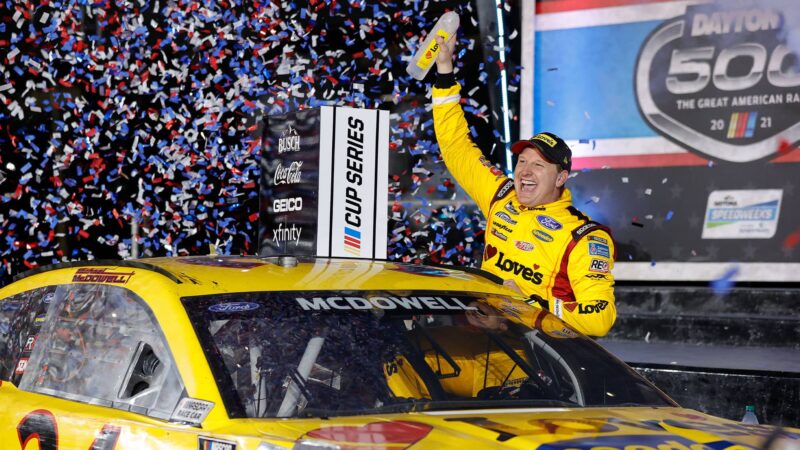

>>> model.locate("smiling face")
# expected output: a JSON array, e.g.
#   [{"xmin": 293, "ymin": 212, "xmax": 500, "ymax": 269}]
[{"xmin": 513, "ymin": 146, "xmax": 569, "ymax": 207}]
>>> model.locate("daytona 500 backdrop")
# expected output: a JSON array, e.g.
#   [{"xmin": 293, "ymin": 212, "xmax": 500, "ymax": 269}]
[{"xmin": 523, "ymin": 0, "xmax": 800, "ymax": 281}]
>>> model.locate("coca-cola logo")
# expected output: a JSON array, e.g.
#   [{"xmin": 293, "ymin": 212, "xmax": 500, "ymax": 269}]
[
  {"xmin": 274, "ymin": 161, "xmax": 302, "ymax": 185},
  {"xmin": 635, "ymin": 4, "xmax": 800, "ymax": 162}
]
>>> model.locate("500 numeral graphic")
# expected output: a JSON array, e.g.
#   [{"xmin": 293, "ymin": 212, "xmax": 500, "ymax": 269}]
[
  {"xmin": 667, "ymin": 44, "xmax": 800, "ymax": 94},
  {"xmin": 17, "ymin": 410, "xmax": 120, "ymax": 450}
]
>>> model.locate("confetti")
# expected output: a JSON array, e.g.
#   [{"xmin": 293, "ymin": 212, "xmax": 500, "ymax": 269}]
[
  {"xmin": 1, "ymin": 2, "xmax": 509, "ymax": 286},
  {"xmin": 710, "ymin": 266, "xmax": 739, "ymax": 296}
]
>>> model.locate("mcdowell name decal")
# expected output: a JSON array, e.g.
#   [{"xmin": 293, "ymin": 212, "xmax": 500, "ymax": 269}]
[
  {"xmin": 296, "ymin": 296, "xmax": 478, "ymax": 311},
  {"xmin": 72, "ymin": 268, "xmax": 134, "ymax": 284}
]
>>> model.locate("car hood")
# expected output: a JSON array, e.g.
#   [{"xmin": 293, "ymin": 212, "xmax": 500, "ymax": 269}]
[{"xmin": 248, "ymin": 406, "xmax": 800, "ymax": 449}]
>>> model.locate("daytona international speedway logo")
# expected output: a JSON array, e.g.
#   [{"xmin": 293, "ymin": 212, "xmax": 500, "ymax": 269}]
[{"xmin": 635, "ymin": 2, "xmax": 800, "ymax": 162}]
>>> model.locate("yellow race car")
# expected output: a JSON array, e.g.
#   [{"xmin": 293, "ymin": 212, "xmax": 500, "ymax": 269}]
[{"xmin": 0, "ymin": 256, "xmax": 797, "ymax": 450}]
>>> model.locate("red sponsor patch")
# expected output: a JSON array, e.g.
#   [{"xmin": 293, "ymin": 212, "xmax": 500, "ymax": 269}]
[
  {"xmin": 15, "ymin": 358, "xmax": 28, "ymax": 374},
  {"xmin": 515, "ymin": 240, "xmax": 534, "ymax": 252}
]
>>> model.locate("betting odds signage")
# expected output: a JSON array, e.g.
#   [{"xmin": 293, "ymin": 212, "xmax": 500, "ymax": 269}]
[
  {"xmin": 635, "ymin": 3, "xmax": 800, "ymax": 162},
  {"xmin": 259, "ymin": 107, "xmax": 389, "ymax": 259}
]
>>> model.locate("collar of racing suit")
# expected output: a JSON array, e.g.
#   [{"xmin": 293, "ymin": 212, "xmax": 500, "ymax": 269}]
[{"xmin": 517, "ymin": 187, "xmax": 572, "ymax": 212}]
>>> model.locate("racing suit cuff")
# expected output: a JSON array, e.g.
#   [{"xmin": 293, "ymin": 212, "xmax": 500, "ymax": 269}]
[{"xmin": 435, "ymin": 72, "xmax": 457, "ymax": 89}]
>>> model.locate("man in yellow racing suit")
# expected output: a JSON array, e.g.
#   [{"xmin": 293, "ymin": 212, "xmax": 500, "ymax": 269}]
[{"xmin": 430, "ymin": 35, "xmax": 616, "ymax": 337}]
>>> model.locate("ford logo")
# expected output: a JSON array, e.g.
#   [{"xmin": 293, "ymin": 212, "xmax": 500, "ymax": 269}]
[
  {"xmin": 209, "ymin": 302, "xmax": 260, "ymax": 313},
  {"xmin": 537, "ymin": 215, "xmax": 562, "ymax": 231}
]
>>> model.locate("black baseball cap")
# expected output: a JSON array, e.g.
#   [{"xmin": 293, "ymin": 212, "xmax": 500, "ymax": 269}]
[{"xmin": 510, "ymin": 132, "xmax": 572, "ymax": 172}]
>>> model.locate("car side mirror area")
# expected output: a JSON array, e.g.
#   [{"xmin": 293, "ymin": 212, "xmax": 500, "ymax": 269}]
[{"xmin": 119, "ymin": 342, "xmax": 163, "ymax": 404}]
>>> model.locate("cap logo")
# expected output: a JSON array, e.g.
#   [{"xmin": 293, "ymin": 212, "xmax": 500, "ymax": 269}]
[{"xmin": 532, "ymin": 133, "xmax": 557, "ymax": 148}]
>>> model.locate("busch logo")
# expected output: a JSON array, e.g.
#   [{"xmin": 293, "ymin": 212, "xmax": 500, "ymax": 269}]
[
  {"xmin": 494, "ymin": 252, "xmax": 544, "ymax": 284},
  {"xmin": 278, "ymin": 125, "xmax": 300, "ymax": 153},
  {"xmin": 635, "ymin": 4, "xmax": 800, "ymax": 162},
  {"xmin": 274, "ymin": 161, "xmax": 302, "ymax": 185}
]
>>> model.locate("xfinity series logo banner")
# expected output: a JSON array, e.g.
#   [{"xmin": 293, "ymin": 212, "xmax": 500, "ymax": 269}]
[
  {"xmin": 635, "ymin": 2, "xmax": 800, "ymax": 162},
  {"xmin": 702, "ymin": 189, "xmax": 782, "ymax": 238}
]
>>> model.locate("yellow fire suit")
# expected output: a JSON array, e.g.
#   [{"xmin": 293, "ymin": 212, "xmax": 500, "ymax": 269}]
[{"xmin": 432, "ymin": 83, "xmax": 616, "ymax": 337}]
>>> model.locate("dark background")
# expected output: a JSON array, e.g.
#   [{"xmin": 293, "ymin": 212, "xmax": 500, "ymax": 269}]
[{"xmin": 0, "ymin": 0, "xmax": 523, "ymax": 287}]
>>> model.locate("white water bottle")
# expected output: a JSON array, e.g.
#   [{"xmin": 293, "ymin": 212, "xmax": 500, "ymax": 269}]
[
  {"xmin": 741, "ymin": 405, "xmax": 759, "ymax": 424},
  {"xmin": 406, "ymin": 11, "xmax": 460, "ymax": 80}
]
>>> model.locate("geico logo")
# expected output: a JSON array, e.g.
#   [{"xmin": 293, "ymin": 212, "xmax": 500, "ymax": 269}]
[
  {"xmin": 578, "ymin": 300, "xmax": 609, "ymax": 314},
  {"xmin": 494, "ymin": 252, "xmax": 543, "ymax": 284},
  {"xmin": 273, "ymin": 197, "xmax": 303, "ymax": 212}
]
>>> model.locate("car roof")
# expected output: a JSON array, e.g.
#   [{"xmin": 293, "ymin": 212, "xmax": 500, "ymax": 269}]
[{"xmin": 5, "ymin": 256, "xmax": 510, "ymax": 299}]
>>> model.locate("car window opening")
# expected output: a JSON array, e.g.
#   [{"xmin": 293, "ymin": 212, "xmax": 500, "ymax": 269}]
[{"xmin": 183, "ymin": 290, "xmax": 674, "ymax": 419}]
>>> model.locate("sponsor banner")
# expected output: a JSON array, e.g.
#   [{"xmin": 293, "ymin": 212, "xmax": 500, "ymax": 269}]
[
  {"xmin": 259, "ymin": 107, "xmax": 388, "ymax": 258},
  {"xmin": 259, "ymin": 108, "xmax": 322, "ymax": 256},
  {"xmin": 523, "ymin": 0, "xmax": 799, "ymax": 279},
  {"xmin": 329, "ymin": 107, "xmax": 383, "ymax": 258},
  {"xmin": 702, "ymin": 189, "xmax": 782, "ymax": 239}
]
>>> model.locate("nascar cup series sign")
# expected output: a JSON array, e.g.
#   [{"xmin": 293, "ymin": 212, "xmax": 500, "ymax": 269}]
[
  {"xmin": 259, "ymin": 107, "xmax": 389, "ymax": 258},
  {"xmin": 635, "ymin": 3, "xmax": 800, "ymax": 162}
]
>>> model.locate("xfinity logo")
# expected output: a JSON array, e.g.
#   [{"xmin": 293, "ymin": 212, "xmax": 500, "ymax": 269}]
[
  {"xmin": 273, "ymin": 223, "xmax": 302, "ymax": 246},
  {"xmin": 494, "ymin": 252, "xmax": 544, "ymax": 284},
  {"xmin": 274, "ymin": 161, "xmax": 302, "ymax": 185},
  {"xmin": 278, "ymin": 125, "xmax": 300, "ymax": 153},
  {"xmin": 635, "ymin": 3, "xmax": 800, "ymax": 162},
  {"xmin": 273, "ymin": 197, "xmax": 303, "ymax": 213}
]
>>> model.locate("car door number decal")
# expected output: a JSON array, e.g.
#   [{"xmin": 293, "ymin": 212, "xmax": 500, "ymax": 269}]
[
  {"xmin": 17, "ymin": 410, "xmax": 58, "ymax": 450},
  {"xmin": 17, "ymin": 410, "xmax": 120, "ymax": 450}
]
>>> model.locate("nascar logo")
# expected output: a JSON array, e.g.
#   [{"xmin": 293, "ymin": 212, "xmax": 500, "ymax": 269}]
[{"xmin": 344, "ymin": 226, "xmax": 361, "ymax": 255}]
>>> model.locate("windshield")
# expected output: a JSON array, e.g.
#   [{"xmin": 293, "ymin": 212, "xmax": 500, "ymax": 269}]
[{"xmin": 183, "ymin": 291, "xmax": 673, "ymax": 419}]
